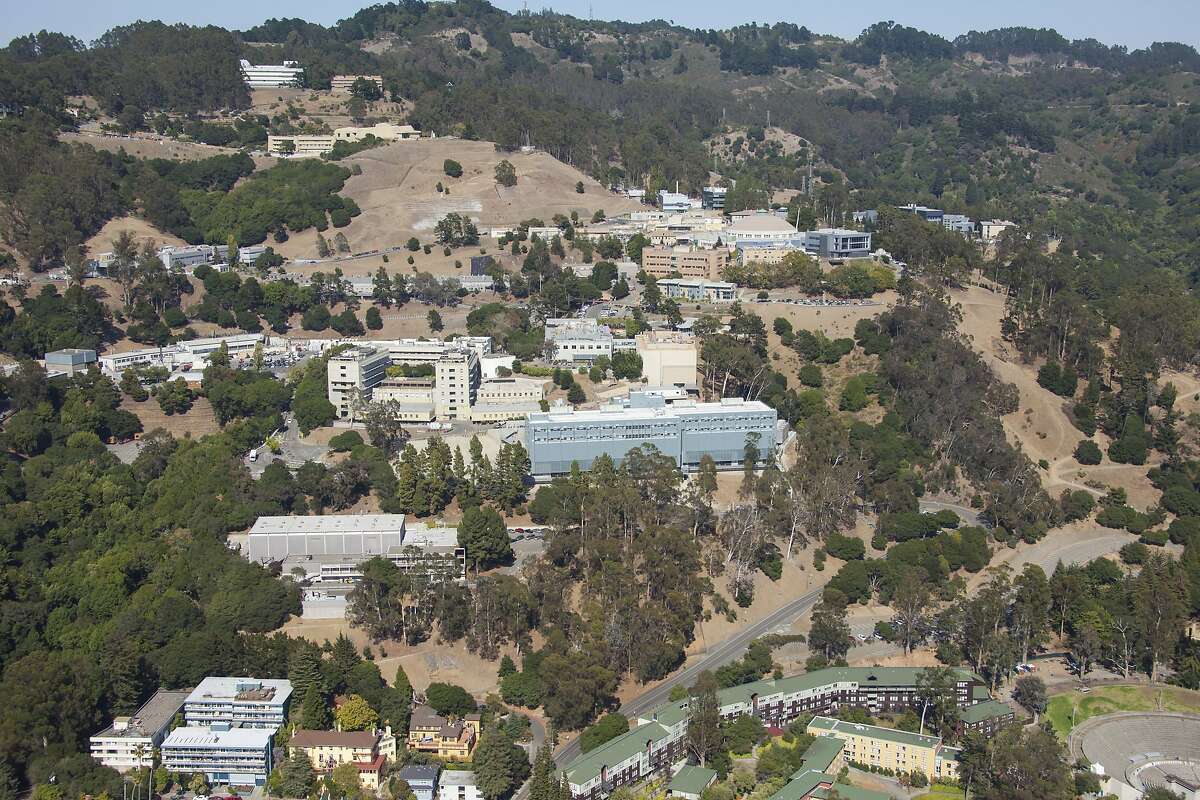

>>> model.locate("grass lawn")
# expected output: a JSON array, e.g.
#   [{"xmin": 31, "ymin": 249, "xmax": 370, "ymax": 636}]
[
  {"xmin": 1045, "ymin": 684, "xmax": 1200, "ymax": 738},
  {"xmin": 914, "ymin": 784, "xmax": 965, "ymax": 800}
]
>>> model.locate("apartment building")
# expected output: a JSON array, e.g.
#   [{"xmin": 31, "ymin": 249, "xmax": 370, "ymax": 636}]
[
  {"xmin": 90, "ymin": 689, "xmax": 191, "ymax": 771},
  {"xmin": 161, "ymin": 724, "xmax": 274, "ymax": 786},
  {"xmin": 806, "ymin": 717, "xmax": 959, "ymax": 783},
  {"xmin": 327, "ymin": 346, "xmax": 391, "ymax": 418},
  {"xmin": 408, "ymin": 707, "xmax": 482, "ymax": 759},
  {"xmin": 958, "ymin": 698, "xmax": 1015, "ymax": 737},
  {"xmin": 439, "ymin": 771, "xmax": 483, "ymax": 800},
  {"xmin": 398, "ymin": 765, "xmax": 442, "ymax": 800},
  {"xmin": 330, "ymin": 74, "xmax": 383, "ymax": 93},
  {"xmin": 184, "ymin": 677, "xmax": 293, "ymax": 729},
  {"xmin": 288, "ymin": 728, "xmax": 397, "ymax": 790},
  {"xmin": 656, "ymin": 278, "xmax": 738, "ymax": 303},
  {"xmin": 240, "ymin": 59, "xmax": 303, "ymax": 88},
  {"xmin": 641, "ymin": 246, "xmax": 733, "ymax": 280},
  {"xmin": 635, "ymin": 332, "xmax": 698, "ymax": 388},
  {"xmin": 526, "ymin": 392, "xmax": 777, "ymax": 478}
]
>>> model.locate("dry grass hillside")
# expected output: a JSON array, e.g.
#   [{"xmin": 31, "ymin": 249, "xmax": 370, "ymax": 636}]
[{"xmin": 270, "ymin": 138, "xmax": 643, "ymax": 261}]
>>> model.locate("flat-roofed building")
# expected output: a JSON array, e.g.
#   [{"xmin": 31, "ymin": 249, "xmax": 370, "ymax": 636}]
[
  {"xmin": 476, "ymin": 377, "xmax": 547, "ymax": 405},
  {"xmin": 526, "ymin": 392, "xmax": 776, "ymax": 478},
  {"xmin": 162, "ymin": 724, "xmax": 274, "ymax": 786},
  {"xmin": 701, "ymin": 186, "xmax": 727, "ymax": 211},
  {"xmin": 806, "ymin": 717, "xmax": 959, "ymax": 782},
  {"xmin": 801, "ymin": 229, "xmax": 872, "ymax": 260},
  {"xmin": 330, "ymin": 75, "xmax": 383, "ymax": 93},
  {"xmin": 373, "ymin": 378, "xmax": 437, "ymax": 422},
  {"xmin": 641, "ymin": 246, "xmax": 733, "ymax": 280},
  {"xmin": 726, "ymin": 212, "xmax": 803, "ymax": 249},
  {"xmin": 267, "ymin": 134, "xmax": 335, "ymax": 156},
  {"xmin": 439, "ymin": 771, "xmax": 483, "ymax": 800},
  {"xmin": 435, "ymin": 349, "xmax": 480, "ymax": 421},
  {"xmin": 90, "ymin": 689, "xmax": 191, "ymax": 771},
  {"xmin": 636, "ymin": 333, "xmax": 698, "ymax": 387},
  {"xmin": 247, "ymin": 514, "xmax": 408, "ymax": 562},
  {"xmin": 658, "ymin": 191, "xmax": 692, "ymax": 213},
  {"xmin": 333, "ymin": 123, "xmax": 420, "ymax": 143},
  {"xmin": 184, "ymin": 677, "xmax": 293, "ymax": 730},
  {"xmin": 240, "ymin": 59, "xmax": 303, "ymax": 88},
  {"xmin": 328, "ymin": 346, "xmax": 391, "ymax": 418},
  {"xmin": 980, "ymin": 219, "xmax": 1015, "ymax": 241},
  {"xmin": 656, "ymin": 278, "xmax": 737, "ymax": 303},
  {"xmin": 739, "ymin": 245, "xmax": 803, "ymax": 265},
  {"xmin": 45, "ymin": 348, "xmax": 97, "ymax": 376}
]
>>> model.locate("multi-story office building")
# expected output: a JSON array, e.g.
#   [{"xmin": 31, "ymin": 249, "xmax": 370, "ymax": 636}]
[
  {"xmin": 563, "ymin": 666, "xmax": 1005, "ymax": 800},
  {"xmin": 184, "ymin": 677, "xmax": 292, "ymax": 729},
  {"xmin": 635, "ymin": 333, "xmax": 698, "ymax": 388},
  {"xmin": 267, "ymin": 134, "xmax": 335, "ymax": 156},
  {"xmin": 725, "ymin": 212, "xmax": 803, "ymax": 249},
  {"xmin": 381, "ymin": 337, "xmax": 492, "ymax": 365},
  {"xmin": 327, "ymin": 346, "xmax": 391, "ymax": 418},
  {"xmin": 373, "ymin": 378, "xmax": 438, "ymax": 422},
  {"xmin": 475, "ymin": 377, "xmax": 547, "ymax": 406},
  {"xmin": 655, "ymin": 278, "xmax": 738, "ymax": 303},
  {"xmin": 701, "ymin": 186, "xmax": 727, "ymax": 210},
  {"xmin": 526, "ymin": 392, "xmax": 777, "ymax": 478},
  {"xmin": 90, "ymin": 689, "xmax": 191, "ymax": 771},
  {"xmin": 161, "ymin": 724, "xmax": 274, "ymax": 786},
  {"xmin": 641, "ymin": 246, "xmax": 733, "ymax": 280},
  {"xmin": 658, "ymin": 191, "xmax": 692, "ymax": 213},
  {"xmin": 549, "ymin": 327, "xmax": 624, "ymax": 364},
  {"xmin": 240, "ymin": 59, "xmax": 304, "ymax": 88},
  {"xmin": 434, "ymin": 349, "xmax": 480, "ymax": 420},
  {"xmin": 806, "ymin": 717, "xmax": 959, "ymax": 782},
  {"xmin": 738, "ymin": 245, "xmax": 804, "ymax": 266},
  {"xmin": 268, "ymin": 123, "xmax": 419, "ymax": 156},
  {"xmin": 439, "ymin": 771, "xmax": 483, "ymax": 800},
  {"xmin": 942, "ymin": 213, "xmax": 975, "ymax": 236},
  {"xmin": 801, "ymin": 228, "xmax": 873, "ymax": 260},
  {"xmin": 159, "ymin": 244, "xmax": 229, "ymax": 270},
  {"xmin": 979, "ymin": 219, "xmax": 1016, "ymax": 242},
  {"xmin": 330, "ymin": 74, "xmax": 383, "ymax": 93}
]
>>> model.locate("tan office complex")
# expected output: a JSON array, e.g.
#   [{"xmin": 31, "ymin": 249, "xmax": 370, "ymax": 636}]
[{"xmin": 641, "ymin": 246, "xmax": 733, "ymax": 280}]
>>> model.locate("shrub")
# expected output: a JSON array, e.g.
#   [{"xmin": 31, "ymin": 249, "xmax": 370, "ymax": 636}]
[
  {"xmin": 1168, "ymin": 517, "xmax": 1200, "ymax": 545},
  {"xmin": 799, "ymin": 364, "xmax": 823, "ymax": 388},
  {"xmin": 1059, "ymin": 490, "xmax": 1095, "ymax": 522},
  {"xmin": 1074, "ymin": 439, "xmax": 1102, "ymax": 465},
  {"xmin": 1139, "ymin": 529, "xmax": 1169, "ymax": 546},
  {"xmin": 443, "ymin": 159, "xmax": 463, "ymax": 178},
  {"xmin": 329, "ymin": 431, "xmax": 364, "ymax": 452},
  {"xmin": 1119, "ymin": 541, "xmax": 1149, "ymax": 564},
  {"xmin": 365, "ymin": 306, "xmax": 383, "ymax": 330},
  {"xmin": 825, "ymin": 533, "xmax": 865, "ymax": 561}
]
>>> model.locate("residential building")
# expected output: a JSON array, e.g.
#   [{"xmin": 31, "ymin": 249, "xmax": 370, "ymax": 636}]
[
  {"xmin": 658, "ymin": 191, "xmax": 691, "ymax": 213},
  {"xmin": 979, "ymin": 219, "xmax": 1016, "ymax": 241},
  {"xmin": 667, "ymin": 766, "xmax": 717, "ymax": 800},
  {"xmin": 184, "ymin": 677, "xmax": 293, "ymax": 729},
  {"xmin": 958, "ymin": 698, "xmax": 1015, "ymax": 737},
  {"xmin": 801, "ymin": 229, "xmax": 873, "ymax": 260},
  {"xmin": 656, "ymin": 278, "xmax": 738, "ymax": 303},
  {"xmin": 327, "ymin": 346, "xmax": 391, "ymax": 418},
  {"xmin": 641, "ymin": 246, "xmax": 733, "ymax": 280},
  {"xmin": 806, "ymin": 717, "xmax": 959, "ymax": 782},
  {"xmin": 526, "ymin": 392, "xmax": 777, "ymax": 478},
  {"xmin": 288, "ymin": 728, "xmax": 397, "ymax": 790},
  {"xmin": 701, "ymin": 186, "xmax": 727, "ymax": 211},
  {"xmin": 161, "ymin": 724, "xmax": 274, "ymax": 786},
  {"xmin": 562, "ymin": 665, "xmax": 1006, "ymax": 800},
  {"xmin": 331, "ymin": 75, "xmax": 383, "ymax": 93},
  {"xmin": 267, "ymin": 134, "xmax": 335, "ymax": 156},
  {"xmin": 439, "ymin": 771, "xmax": 483, "ymax": 800},
  {"xmin": 90, "ymin": 689, "xmax": 190, "ymax": 772},
  {"xmin": 408, "ymin": 707, "xmax": 482, "ymax": 759},
  {"xmin": 635, "ymin": 333, "xmax": 698, "ymax": 388},
  {"xmin": 45, "ymin": 348, "xmax": 97, "ymax": 376},
  {"xmin": 240, "ymin": 59, "xmax": 303, "ymax": 88},
  {"xmin": 398, "ymin": 765, "xmax": 441, "ymax": 800}
]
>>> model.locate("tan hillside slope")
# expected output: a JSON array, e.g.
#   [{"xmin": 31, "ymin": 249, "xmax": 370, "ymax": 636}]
[{"xmin": 271, "ymin": 138, "xmax": 643, "ymax": 260}]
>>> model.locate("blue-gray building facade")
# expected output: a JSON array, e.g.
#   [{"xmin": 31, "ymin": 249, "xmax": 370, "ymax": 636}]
[{"xmin": 525, "ymin": 394, "xmax": 776, "ymax": 478}]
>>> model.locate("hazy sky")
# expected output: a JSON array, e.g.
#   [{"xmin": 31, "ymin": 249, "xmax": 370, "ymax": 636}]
[{"xmin": 3, "ymin": 0, "xmax": 1198, "ymax": 50}]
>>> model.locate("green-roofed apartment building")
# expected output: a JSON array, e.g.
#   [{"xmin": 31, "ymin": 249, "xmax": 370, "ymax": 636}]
[{"xmin": 562, "ymin": 666, "xmax": 1011, "ymax": 800}]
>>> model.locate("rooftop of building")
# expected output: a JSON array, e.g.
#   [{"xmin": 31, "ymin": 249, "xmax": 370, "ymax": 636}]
[
  {"xmin": 396, "ymin": 523, "xmax": 459, "ymax": 549},
  {"xmin": 92, "ymin": 689, "xmax": 191, "ymax": 739},
  {"xmin": 806, "ymin": 228, "xmax": 871, "ymax": 237},
  {"xmin": 727, "ymin": 214, "xmax": 799, "ymax": 234},
  {"xmin": 716, "ymin": 666, "xmax": 979, "ymax": 708},
  {"xmin": 563, "ymin": 719, "xmax": 675, "ymax": 786},
  {"xmin": 331, "ymin": 345, "xmax": 388, "ymax": 361},
  {"xmin": 656, "ymin": 277, "xmax": 736, "ymax": 289},
  {"xmin": 440, "ymin": 771, "xmax": 477, "ymax": 787},
  {"xmin": 248, "ymin": 514, "xmax": 407, "ymax": 536},
  {"xmin": 397, "ymin": 765, "xmax": 441, "ymax": 782},
  {"xmin": 529, "ymin": 396, "xmax": 772, "ymax": 425},
  {"xmin": 290, "ymin": 729, "xmax": 379, "ymax": 749},
  {"xmin": 46, "ymin": 348, "xmax": 97, "ymax": 358},
  {"xmin": 163, "ymin": 725, "xmax": 275, "ymax": 748},
  {"xmin": 808, "ymin": 716, "xmax": 942, "ymax": 749},
  {"xmin": 186, "ymin": 677, "xmax": 293, "ymax": 706},
  {"xmin": 668, "ymin": 765, "xmax": 718, "ymax": 795},
  {"xmin": 798, "ymin": 736, "xmax": 844, "ymax": 774},
  {"xmin": 958, "ymin": 699, "xmax": 1014, "ymax": 724}
]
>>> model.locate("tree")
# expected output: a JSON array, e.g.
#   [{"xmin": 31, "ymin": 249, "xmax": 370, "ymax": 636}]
[
  {"xmin": 428, "ymin": 309, "xmax": 444, "ymax": 332},
  {"xmin": 567, "ymin": 383, "xmax": 586, "ymax": 404},
  {"xmin": 1074, "ymin": 439, "xmax": 1102, "ymax": 465},
  {"xmin": 975, "ymin": 726, "xmax": 1073, "ymax": 800},
  {"xmin": 1012, "ymin": 675, "xmax": 1047, "ymax": 724},
  {"xmin": 359, "ymin": 399, "xmax": 410, "ymax": 456},
  {"xmin": 473, "ymin": 722, "xmax": 526, "ymax": 800},
  {"xmin": 495, "ymin": 160, "xmax": 517, "ymax": 187},
  {"xmin": 916, "ymin": 667, "xmax": 959, "ymax": 738},
  {"xmin": 1133, "ymin": 554, "xmax": 1189, "ymax": 681},
  {"xmin": 687, "ymin": 674, "xmax": 724, "ymax": 767},
  {"xmin": 579, "ymin": 713, "xmax": 629, "ymax": 753},
  {"xmin": 301, "ymin": 684, "xmax": 332, "ymax": 730},
  {"xmin": 807, "ymin": 596, "xmax": 852, "ymax": 664},
  {"xmin": 335, "ymin": 694, "xmax": 379, "ymax": 731},
  {"xmin": 425, "ymin": 682, "xmax": 477, "ymax": 718},
  {"xmin": 366, "ymin": 306, "xmax": 383, "ymax": 330},
  {"xmin": 444, "ymin": 159, "xmax": 463, "ymax": 178},
  {"xmin": 457, "ymin": 506, "xmax": 513, "ymax": 571},
  {"xmin": 892, "ymin": 567, "xmax": 932, "ymax": 654}
]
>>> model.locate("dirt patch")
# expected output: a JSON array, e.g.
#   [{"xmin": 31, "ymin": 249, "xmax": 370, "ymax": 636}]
[
  {"xmin": 122, "ymin": 396, "xmax": 222, "ymax": 439},
  {"xmin": 61, "ymin": 130, "xmax": 274, "ymax": 170},
  {"xmin": 83, "ymin": 216, "xmax": 188, "ymax": 262}
]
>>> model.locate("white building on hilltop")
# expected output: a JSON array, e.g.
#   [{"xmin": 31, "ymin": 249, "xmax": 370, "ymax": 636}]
[
  {"xmin": 90, "ymin": 689, "xmax": 191, "ymax": 771},
  {"xmin": 184, "ymin": 677, "xmax": 293, "ymax": 730},
  {"xmin": 240, "ymin": 59, "xmax": 304, "ymax": 88}
]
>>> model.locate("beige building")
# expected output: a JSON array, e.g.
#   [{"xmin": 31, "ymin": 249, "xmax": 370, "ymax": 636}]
[
  {"xmin": 740, "ymin": 245, "xmax": 803, "ymax": 265},
  {"xmin": 408, "ymin": 707, "xmax": 482, "ymax": 759},
  {"xmin": 268, "ymin": 123, "xmax": 419, "ymax": 156},
  {"xmin": 331, "ymin": 74, "xmax": 383, "ymax": 93},
  {"xmin": 636, "ymin": 332, "xmax": 698, "ymax": 387},
  {"xmin": 373, "ymin": 378, "xmax": 437, "ymax": 422},
  {"xmin": 476, "ymin": 377, "xmax": 548, "ymax": 405},
  {"xmin": 806, "ymin": 717, "xmax": 959, "ymax": 782},
  {"xmin": 334, "ymin": 122, "xmax": 419, "ymax": 144},
  {"xmin": 435, "ymin": 350, "xmax": 480, "ymax": 421},
  {"xmin": 642, "ymin": 246, "xmax": 733, "ymax": 280},
  {"xmin": 289, "ymin": 728, "xmax": 396, "ymax": 790},
  {"xmin": 327, "ymin": 347, "xmax": 391, "ymax": 419}
]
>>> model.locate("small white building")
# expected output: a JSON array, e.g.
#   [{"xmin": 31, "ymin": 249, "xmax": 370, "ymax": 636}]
[
  {"xmin": 90, "ymin": 689, "xmax": 191, "ymax": 772},
  {"xmin": 162, "ymin": 724, "xmax": 274, "ymax": 786},
  {"xmin": 240, "ymin": 59, "xmax": 303, "ymax": 88},
  {"xmin": 439, "ymin": 771, "xmax": 483, "ymax": 800}
]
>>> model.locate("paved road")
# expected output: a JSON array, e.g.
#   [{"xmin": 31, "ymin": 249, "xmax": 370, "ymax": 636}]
[
  {"xmin": 548, "ymin": 586, "xmax": 826, "ymax": 771},
  {"xmin": 918, "ymin": 498, "xmax": 984, "ymax": 527}
]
